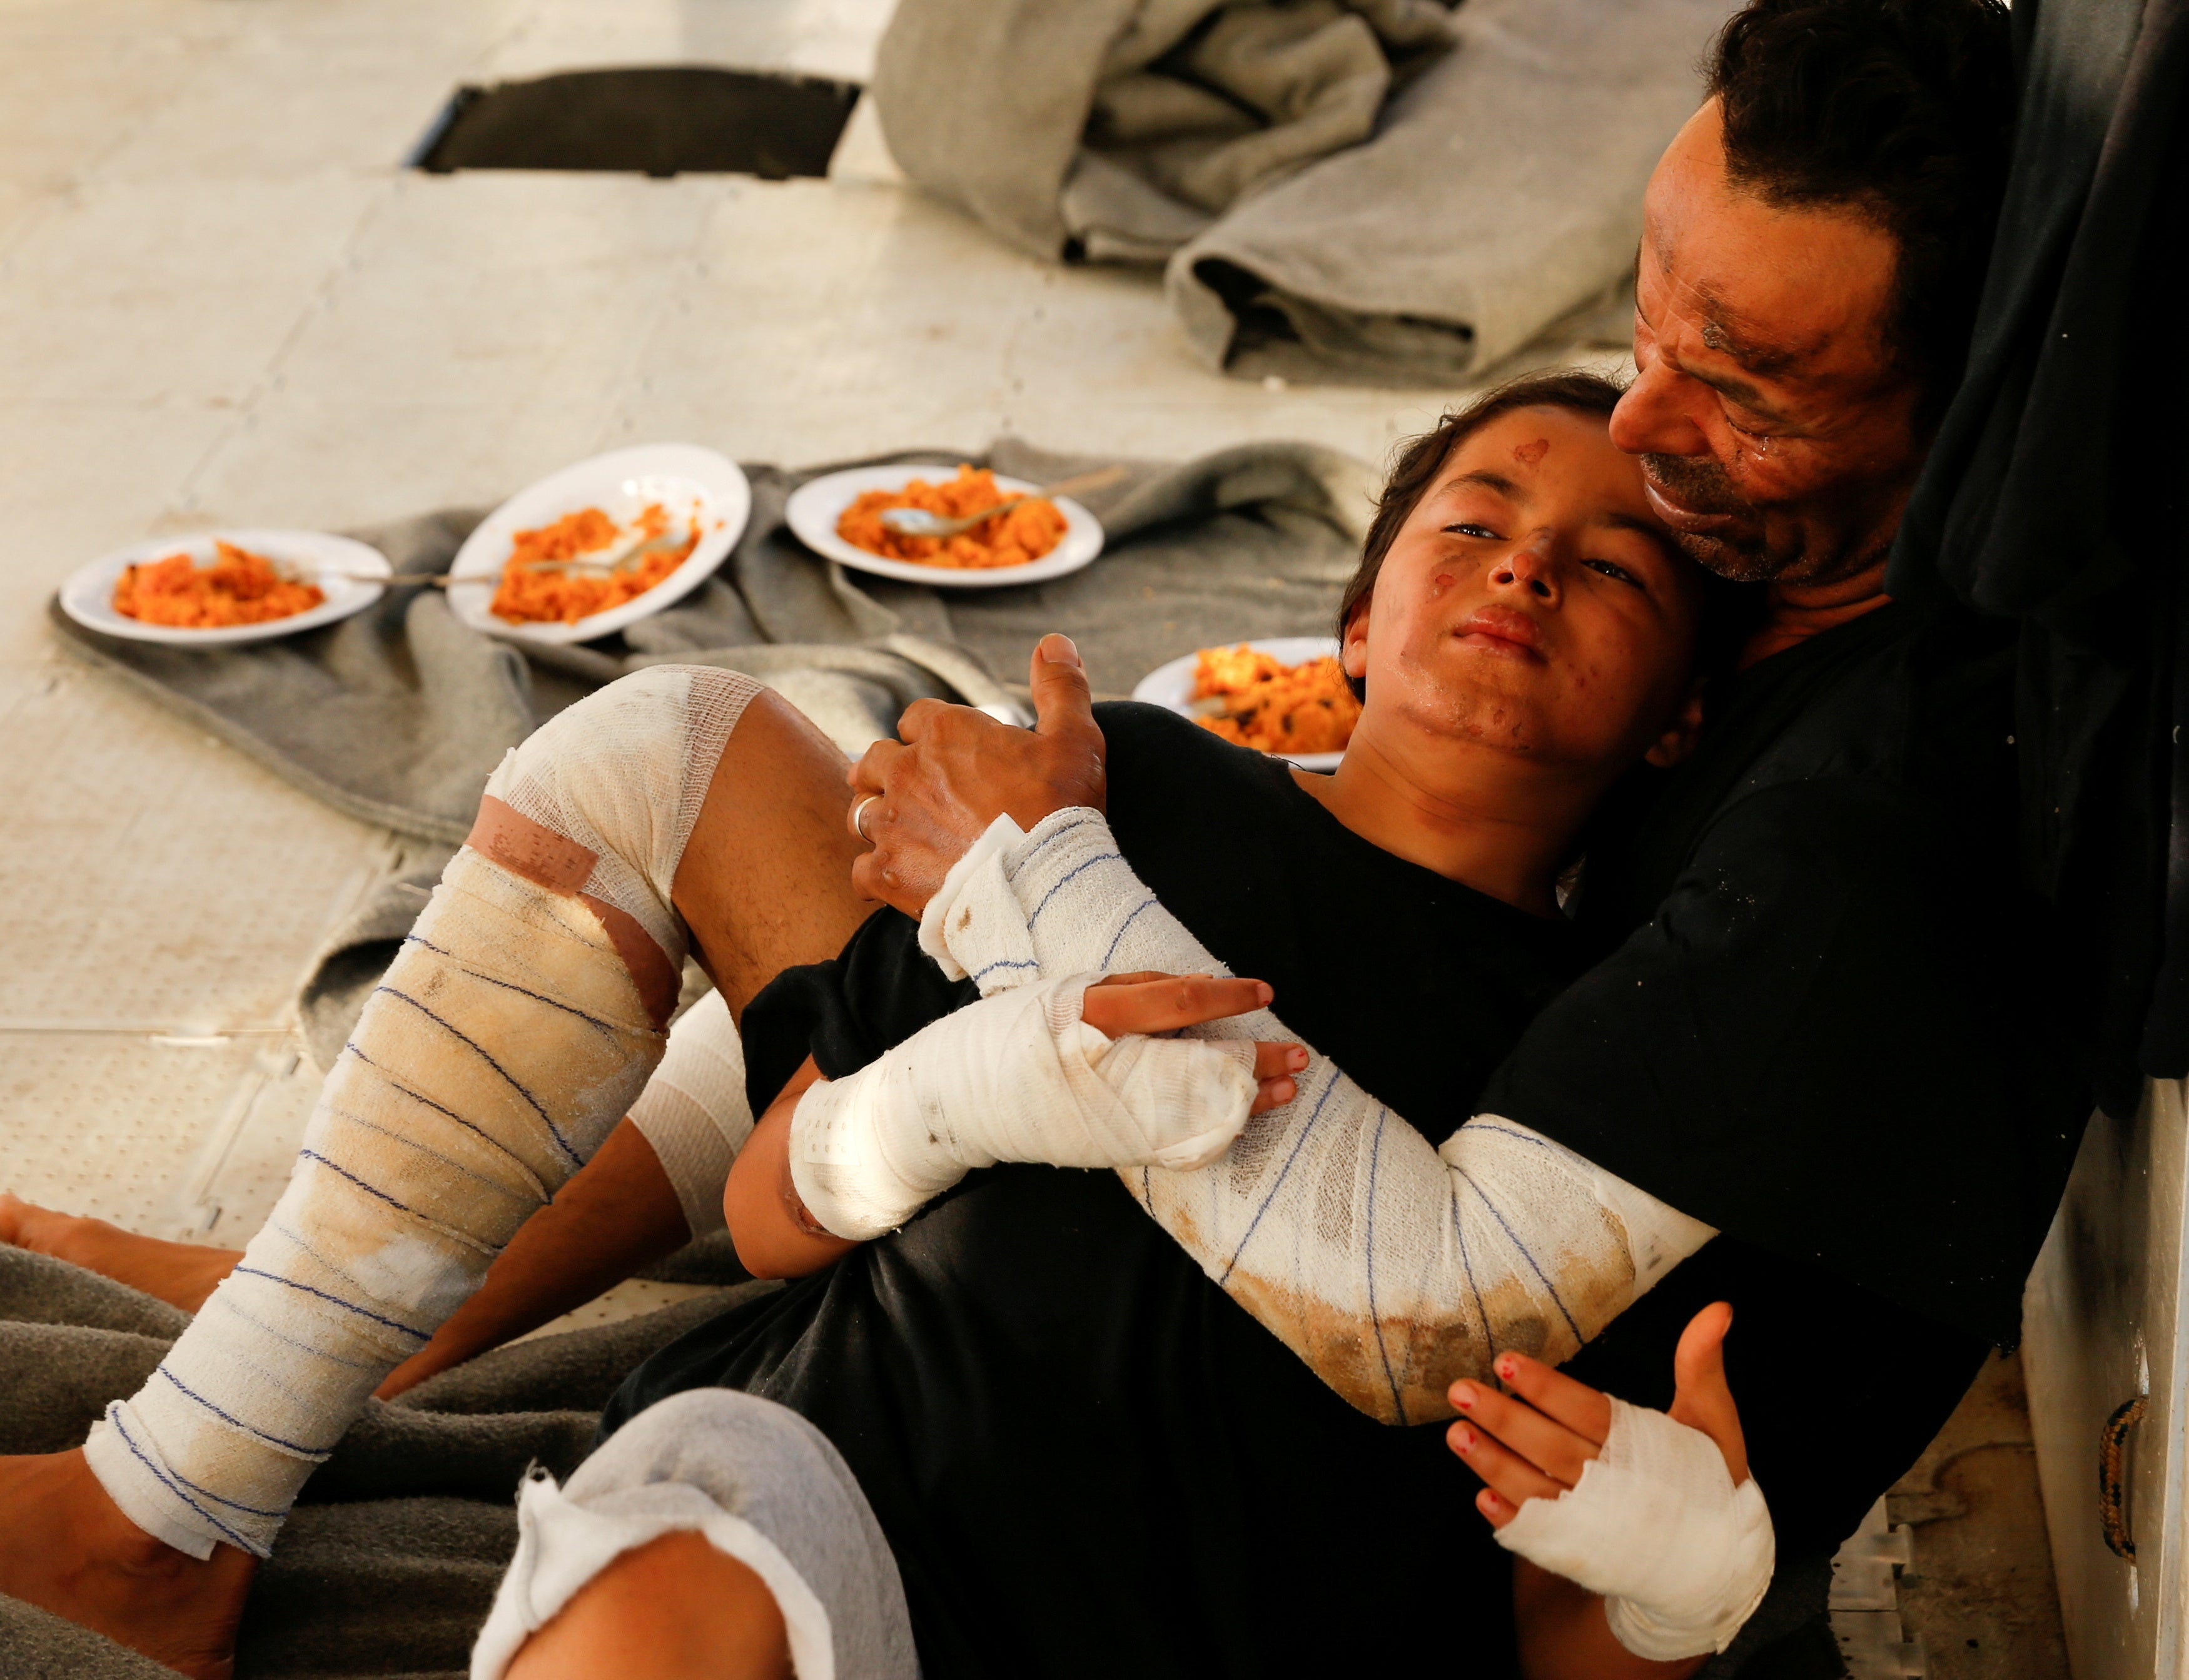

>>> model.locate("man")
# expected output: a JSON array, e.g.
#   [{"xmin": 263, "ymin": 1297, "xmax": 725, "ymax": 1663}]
[{"xmin": 0, "ymin": 1, "xmax": 2066, "ymax": 1674}]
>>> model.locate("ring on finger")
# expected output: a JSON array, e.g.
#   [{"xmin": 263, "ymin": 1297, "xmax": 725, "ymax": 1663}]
[{"xmin": 852, "ymin": 794, "xmax": 882, "ymax": 844}]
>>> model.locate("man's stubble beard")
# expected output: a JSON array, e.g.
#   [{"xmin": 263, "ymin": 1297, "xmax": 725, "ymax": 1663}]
[
  {"xmin": 1639, "ymin": 453, "xmax": 1785, "ymax": 584},
  {"xmin": 1640, "ymin": 452, "xmax": 1913, "ymax": 589}
]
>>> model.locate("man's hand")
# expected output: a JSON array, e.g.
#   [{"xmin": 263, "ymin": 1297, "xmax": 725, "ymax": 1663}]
[
  {"xmin": 848, "ymin": 632, "xmax": 1107, "ymax": 916},
  {"xmin": 1446, "ymin": 1302, "xmax": 1749, "ymax": 1526}
]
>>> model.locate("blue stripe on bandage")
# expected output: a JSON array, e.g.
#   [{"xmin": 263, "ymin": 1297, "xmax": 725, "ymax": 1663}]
[
  {"xmin": 156, "ymin": 1368, "xmax": 336, "ymax": 1460},
  {"xmin": 372, "ymin": 986, "xmax": 585, "ymax": 1168},
  {"xmin": 105, "ymin": 1406, "xmax": 260, "ymax": 1554},
  {"xmin": 230, "ymin": 1265, "xmax": 431, "ymax": 1342}
]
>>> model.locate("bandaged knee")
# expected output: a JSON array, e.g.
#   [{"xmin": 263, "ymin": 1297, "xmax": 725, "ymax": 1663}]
[
  {"xmin": 789, "ymin": 973, "xmax": 1259, "ymax": 1240},
  {"xmin": 84, "ymin": 667, "xmax": 761, "ymax": 1559},
  {"xmin": 918, "ymin": 809, "xmax": 1716, "ymax": 1425},
  {"xmin": 1495, "ymin": 1399, "xmax": 1774, "ymax": 1659},
  {"xmin": 630, "ymin": 988, "xmax": 754, "ymax": 1238}
]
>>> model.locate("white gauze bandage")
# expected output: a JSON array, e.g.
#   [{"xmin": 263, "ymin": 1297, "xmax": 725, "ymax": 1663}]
[
  {"xmin": 1495, "ymin": 1399, "xmax": 1774, "ymax": 1659},
  {"xmin": 919, "ymin": 809, "xmax": 1717, "ymax": 1425},
  {"xmin": 630, "ymin": 988, "xmax": 754, "ymax": 1238},
  {"xmin": 84, "ymin": 667, "xmax": 760, "ymax": 1559},
  {"xmin": 789, "ymin": 973, "xmax": 1260, "ymax": 1241}
]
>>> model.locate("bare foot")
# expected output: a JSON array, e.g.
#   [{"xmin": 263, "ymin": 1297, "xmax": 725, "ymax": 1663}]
[
  {"xmin": 0, "ymin": 1449, "xmax": 256, "ymax": 1679},
  {"xmin": 0, "ymin": 1192, "xmax": 240, "ymax": 1313}
]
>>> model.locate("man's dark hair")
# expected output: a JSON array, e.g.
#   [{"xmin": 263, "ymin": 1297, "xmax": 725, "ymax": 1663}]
[{"xmin": 1707, "ymin": 0, "xmax": 2016, "ymax": 417}]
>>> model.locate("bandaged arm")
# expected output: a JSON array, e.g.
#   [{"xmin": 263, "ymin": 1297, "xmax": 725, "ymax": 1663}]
[
  {"xmin": 786, "ymin": 973, "xmax": 1261, "ymax": 1240},
  {"xmin": 919, "ymin": 809, "xmax": 1718, "ymax": 1426}
]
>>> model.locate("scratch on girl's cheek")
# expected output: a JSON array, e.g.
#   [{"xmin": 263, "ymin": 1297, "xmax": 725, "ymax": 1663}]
[{"xmin": 1430, "ymin": 571, "xmax": 1456, "ymax": 597}]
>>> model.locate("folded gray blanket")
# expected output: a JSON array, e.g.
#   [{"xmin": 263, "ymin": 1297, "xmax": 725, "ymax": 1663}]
[
  {"xmin": 47, "ymin": 437, "xmax": 1373, "ymax": 1068},
  {"xmin": 872, "ymin": 0, "xmax": 1734, "ymax": 385},
  {"xmin": 0, "ymin": 1245, "xmax": 777, "ymax": 1679},
  {"xmin": 0, "ymin": 1241, "xmax": 1829, "ymax": 1678}
]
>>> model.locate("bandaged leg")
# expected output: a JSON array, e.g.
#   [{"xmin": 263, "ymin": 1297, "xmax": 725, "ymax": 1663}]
[
  {"xmin": 919, "ymin": 809, "xmax": 1716, "ymax": 1425},
  {"xmin": 1495, "ymin": 1399, "xmax": 1774, "ymax": 1659},
  {"xmin": 83, "ymin": 666, "xmax": 761, "ymax": 1559},
  {"xmin": 473, "ymin": 1389, "xmax": 917, "ymax": 1680},
  {"xmin": 790, "ymin": 973, "xmax": 1259, "ymax": 1240}
]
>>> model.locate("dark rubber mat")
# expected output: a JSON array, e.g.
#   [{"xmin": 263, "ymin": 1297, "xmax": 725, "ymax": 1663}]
[{"xmin": 411, "ymin": 66, "xmax": 862, "ymax": 180}]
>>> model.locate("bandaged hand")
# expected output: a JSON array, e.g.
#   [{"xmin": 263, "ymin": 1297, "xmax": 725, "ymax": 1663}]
[
  {"xmin": 789, "ymin": 972, "xmax": 1305, "ymax": 1241},
  {"xmin": 1448, "ymin": 1303, "xmax": 1773, "ymax": 1662}
]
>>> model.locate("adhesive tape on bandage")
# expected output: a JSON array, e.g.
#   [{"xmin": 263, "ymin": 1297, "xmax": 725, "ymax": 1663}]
[
  {"xmin": 1493, "ymin": 1398, "xmax": 1774, "ymax": 1660},
  {"xmin": 788, "ymin": 972, "xmax": 1259, "ymax": 1240}
]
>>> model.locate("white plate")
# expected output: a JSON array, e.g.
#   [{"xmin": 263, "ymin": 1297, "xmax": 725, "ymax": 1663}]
[
  {"xmin": 447, "ymin": 444, "xmax": 751, "ymax": 646},
  {"xmin": 1131, "ymin": 635, "xmax": 1348, "ymax": 772},
  {"xmin": 59, "ymin": 529, "xmax": 393, "ymax": 647},
  {"xmin": 784, "ymin": 463, "xmax": 1105, "ymax": 590}
]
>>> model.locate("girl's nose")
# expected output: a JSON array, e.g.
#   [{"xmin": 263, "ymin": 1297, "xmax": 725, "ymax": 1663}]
[{"xmin": 1490, "ymin": 535, "xmax": 1559, "ymax": 600}]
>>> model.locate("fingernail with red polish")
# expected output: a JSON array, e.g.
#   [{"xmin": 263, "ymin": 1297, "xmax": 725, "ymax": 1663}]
[
  {"xmin": 1455, "ymin": 1427, "xmax": 1475, "ymax": 1450},
  {"xmin": 1452, "ymin": 1385, "xmax": 1474, "ymax": 1410}
]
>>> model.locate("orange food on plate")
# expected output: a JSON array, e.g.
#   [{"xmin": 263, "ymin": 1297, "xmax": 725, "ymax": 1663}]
[
  {"xmin": 1191, "ymin": 644, "xmax": 1360, "ymax": 757},
  {"xmin": 490, "ymin": 503, "xmax": 699, "ymax": 626},
  {"xmin": 112, "ymin": 541, "xmax": 326, "ymax": 629},
  {"xmin": 836, "ymin": 465, "xmax": 1067, "ymax": 569}
]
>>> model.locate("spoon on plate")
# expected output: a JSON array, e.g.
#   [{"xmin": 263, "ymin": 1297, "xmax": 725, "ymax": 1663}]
[
  {"xmin": 280, "ymin": 527, "xmax": 687, "ymax": 588},
  {"xmin": 877, "ymin": 465, "xmax": 1126, "ymax": 539}
]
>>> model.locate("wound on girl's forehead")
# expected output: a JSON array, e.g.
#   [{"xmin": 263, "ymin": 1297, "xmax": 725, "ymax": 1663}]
[{"xmin": 1513, "ymin": 438, "xmax": 1549, "ymax": 467}]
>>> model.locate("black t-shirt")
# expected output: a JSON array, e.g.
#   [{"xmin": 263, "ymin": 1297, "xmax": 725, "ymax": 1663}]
[
  {"xmin": 609, "ymin": 703, "xmax": 1986, "ymax": 1679},
  {"xmin": 1485, "ymin": 600, "xmax": 2088, "ymax": 1345}
]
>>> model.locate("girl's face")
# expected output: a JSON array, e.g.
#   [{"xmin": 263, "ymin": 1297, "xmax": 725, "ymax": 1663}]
[{"xmin": 1348, "ymin": 406, "xmax": 1705, "ymax": 777}]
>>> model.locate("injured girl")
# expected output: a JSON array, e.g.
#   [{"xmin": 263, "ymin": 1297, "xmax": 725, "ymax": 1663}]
[{"xmin": 0, "ymin": 371, "xmax": 1963, "ymax": 1679}]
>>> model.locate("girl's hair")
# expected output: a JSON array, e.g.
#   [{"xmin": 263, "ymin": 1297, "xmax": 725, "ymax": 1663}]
[{"xmin": 1335, "ymin": 371, "xmax": 1626, "ymax": 696}]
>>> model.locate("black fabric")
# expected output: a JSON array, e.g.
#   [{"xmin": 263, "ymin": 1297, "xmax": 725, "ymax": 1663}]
[
  {"xmin": 411, "ymin": 68, "xmax": 862, "ymax": 180},
  {"xmin": 1486, "ymin": 602, "xmax": 2086, "ymax": 1347},
  {"xmin": 617, "ymin": 704, "xmax": 1984, "ymax": 1680},
  {"xmin": 1887, "ymin": 0, "xmax": 2189, "ymax": 1116}
]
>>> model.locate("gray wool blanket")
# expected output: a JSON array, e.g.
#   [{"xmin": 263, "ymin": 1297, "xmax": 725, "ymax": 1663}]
[
  {"xmin": 0, "ymin": 1245, "xmax": 778, "ymax": 1679},
  {"xmin": 47, "ymin": 437, "xmax": 1375, "ymax": 1068},
  {"xmin": 0, "ymin": 1239, "xmax": 1831, "ymax": 1679},
  {"xmin": 870, "ymin": 0, "xmax": 1736, "ymax": 386}
]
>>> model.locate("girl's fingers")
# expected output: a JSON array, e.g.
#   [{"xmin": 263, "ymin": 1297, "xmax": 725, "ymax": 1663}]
[
  {"xmin": 1485, "ymin": 1349, "xmax": 1614, "ymax": 1449},
  {"xmin": 1251, "ymin": 1041, "xmax": 1304, "ymax": 1081},
  {"xmin": 1475, "ymin": 1487, "xmax": 1519, "ymax": 1530},
  {"xmin": 1251, "ymin": 1074, "xmax": 1298, "ymax": 1116},
  {"xmin": 1447, "ymin": 1419, "xmax": 1569, "ymax": 1512},
  {"xmin": 1449, "ymin": 1380, "xmax": 1600, "ymax": 1488},
  {"xmin": 1079, "ymin": 974, "xmax": 1275, "ymax": 1035}
]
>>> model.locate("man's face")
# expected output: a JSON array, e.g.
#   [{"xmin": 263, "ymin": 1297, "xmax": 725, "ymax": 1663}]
[{"xmin": 1612, "ymin": 100, "xmax": 1928, "ymax": 587}]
